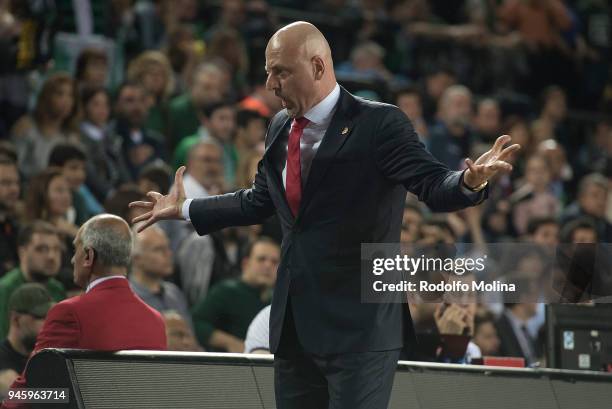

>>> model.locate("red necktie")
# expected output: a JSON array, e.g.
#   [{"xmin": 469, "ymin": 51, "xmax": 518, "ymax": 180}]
[{"xmin": 286, "ymin": 117, "xmax": 309, "ymax": 217}]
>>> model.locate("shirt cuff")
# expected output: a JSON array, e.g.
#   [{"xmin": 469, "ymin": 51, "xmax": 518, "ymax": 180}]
[
  {"xmin": 182, "ymin": 198, "xmax": 193, "ymax": 221},
  {"xmin": 460, "ymin": 183, "xmax": 481, "ymax": 198}
]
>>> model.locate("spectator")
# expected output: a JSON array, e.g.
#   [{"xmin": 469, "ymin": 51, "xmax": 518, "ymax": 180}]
[
  {"xmin": 532, "ymin": 86, "xmax": 568, "ymax": 145},
  {"xmin": 74, "ymin": 48, "xmax": 109, "ymax": 89},
  {"xmin": 501, "ymin": 116, "xmax": 534, "ymax": 180},
  {"xmin": 336, "ymin": 41, "xmax": 397, "ymax": 86},
  {"xmin": 400, "ymin": 203, "xmax": 424, "ymax": 244},
  {"xmin": 536, "ymin": 139, "xmax": 572, "ymax": 202},
  {"xmin": 130, "ymin": 225, "xmax": 192, "ymax": 328},
  {"xmin": 561, "ymin": 173, "xmax": 612, "ymax": 242},
  {"xmin": 167, "ymin": 62, "xmax": 227, "ymax": 150},
  {"xmin": 0, "ymin": 284, "xmax": 53, "ymax": 397},
  {"xmin": 577, "ymin": 119, "xmax": 612, "ymax": 177},
  {"xmin": 103, "ymin": 184, "xmax": 147, "ymax": 226},
  {"xmin": 428, "ymin": 85, "xmax": 475, "ymax": 169},
  {"xmin": 234, "ymin": 109, "xmax": 266, "ymax": 163},
  {"xmin": 181, "ymin": 140, "xmax": 225, "ymax": 199},
  {"xmin": 206, "ymin": 27, "xmax": 249, "ymax": 92},
  {"xmin": 110, "ymin": 81, "xmax": 166, "ymax": 180},
  {"xmin": 48, "ymin": 142, "xmax": 102, "ymax": 226},
  {"xmin": 511, "ymin": 154, "xmax": 560, "ymax": 235},
  {"xmin": 472, "ymin": 309, "xmax": 500, "ymax": 356},
  {"xmin": 127, "ymin": 51, "xmax": 175, "ymax": 135},
  {"xmin": 174, "ymin": 100, "xmax": 237, "ymax": 188},
  {"xmin": 11, "ymin": 73, "xmax": 78, "ymax": 181},
  {"xmin": 78, "ymin": 86, "xmax": 131, "ymax": 203},
  {"xmin": 239, "ymin": 71, "xmax": 282, "ymax": 118},
  {"xmin": 137, "ymin": 162, "xmax": 173, "ymax": 196},
  {"xmin": 191, "ymin": 237, "xmax": 279, "ymax": 352},
  {"xmin": 497, "ymin": 0, "xmax": 574, "ymax": 93},
  {"xmin": 0, "ymin": 222, "xmax": 65, "ymax": 339},
  {"xmin": 419, "ymin": 66, "xmax": 457, "ymax": 123},
  {"xmin": 495, "ymin": 302, "xmax": 540, "ymax": 366},
  {"xmin": 175, "ymin": 228, "xmax": 237, "ymax": 306},
  {"xmin": 0, "ymin": 158, "xmax": 20, "ymax": 274},
  {"xmin": 473, "ymin": 98, "xmax": 501, "ymax": 143},
  {"xmin": 560, "ymin": 217, "xmax": 598, "ymax": 244},
  {"xmin": 1, "ymin": 214, "xmax": 167, "ymax": 406},
  {"xmin": 395, "ymin": 86, "xmax": 428, "ymax": 142},
  {"xmin": 244, "ymin": 305, "xmax": 271, "ymax": 354},
  {"xmin": 163, "ymin": 311, "xmax": 203, "ymax": 352},
  {"xmin": 526, "ymin": 216, "xmax": 559, "ymax": 247},
  {"xmin": 164, "ymin": 25, "xmax": 205, "ymax": 95}
]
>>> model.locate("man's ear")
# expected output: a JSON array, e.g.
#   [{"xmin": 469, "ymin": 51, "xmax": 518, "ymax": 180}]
[
  {"xmin": 312, "ymin": 56, "xmax": 325, "ymax": 80},
  {"xmin": 84, "ymin": 247, "xmax": 95, "ymax": 267},
  {"xmin": 9, "ymin": 311, "xmax": 20, "ymax": 328}
]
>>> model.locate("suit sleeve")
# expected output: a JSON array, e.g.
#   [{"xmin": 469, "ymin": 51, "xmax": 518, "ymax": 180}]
[
  {"xmin": 1, "ymin": 303, "xmax": 80, "ymax": 408},
  {"xmin": 188, "ymin": 119, "xmax": 280, "ymax": 236},
  {"xmin": 374, "ymin": 107, "xmax": 487, "ymax": 212}
]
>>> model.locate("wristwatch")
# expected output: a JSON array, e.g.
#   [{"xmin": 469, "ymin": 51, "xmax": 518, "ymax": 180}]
[{"xmin": 463, "ymin": 180, "xmax": 488, "ymax": 192}]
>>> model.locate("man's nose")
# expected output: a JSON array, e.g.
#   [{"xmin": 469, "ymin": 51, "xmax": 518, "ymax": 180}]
[{"xmin": 266, "ymin": 74, "xmax": 277, "ymax": 91}]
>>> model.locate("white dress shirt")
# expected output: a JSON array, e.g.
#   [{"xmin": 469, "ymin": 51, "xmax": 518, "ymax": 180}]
[
  {"xmin": 281, "ymin": 83, "xmax": 341, "ymax": 188},
  {"xmin": 183, "ymin": 173, "xmax": 210, "ymax": 200},
  {"xmin": 86, "ymin": 275, "xmax": 127, "ymax": 293}
]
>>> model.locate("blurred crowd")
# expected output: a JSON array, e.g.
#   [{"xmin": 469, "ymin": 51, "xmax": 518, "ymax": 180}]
[{"xmin": 0, "ymin": 0, "xmax": 611, "ymax": 393}]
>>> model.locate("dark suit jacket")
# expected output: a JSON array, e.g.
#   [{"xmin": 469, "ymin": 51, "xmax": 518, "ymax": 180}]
[
  {"xmin": 495, "ymin": 312, "xmax": 530, "ymax": 363},
  {"xmin": 188, "ymin": 87, "xmax": 486, "ymax": 355},
  {"xmin": 2, "ymin": 278, "xmax": 167, "ymax": 408}
]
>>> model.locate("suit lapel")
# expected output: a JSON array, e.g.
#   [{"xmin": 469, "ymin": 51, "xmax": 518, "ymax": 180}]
[
  {"xmin": 297, "ymin": 88, "xmax": 355, "ymax": 222},
  {"xmin": 264, "ymin": 114, "xmax": 292, "ymax": 218}
]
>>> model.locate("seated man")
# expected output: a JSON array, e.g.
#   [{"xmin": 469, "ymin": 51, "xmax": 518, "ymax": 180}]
[
  {"xmin": 163, "ymin": 311, "xmax": 203, "ymax": 352},
  {"xmin": 0, "ymin": 284, "xmax": 53, "ymax": 398},
  {"xmin": 1, "ymin": 214, "xmax": 166, "ymax": 408},
  {"xmin": 130, "ymin": 225, "xmax": 192, "ymax": 328},
  {"xmin": 0, "ymin": 222, "xmax": 66, "ymax": 339},
  {"xmin": 192, "ymin": 237, "xmax": 279, "ymax": 352}
]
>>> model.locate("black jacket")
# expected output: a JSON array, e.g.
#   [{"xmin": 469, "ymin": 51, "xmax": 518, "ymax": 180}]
[{"xmin": 188, "ymin": 87, "xmax": 486, "ymax": 355}]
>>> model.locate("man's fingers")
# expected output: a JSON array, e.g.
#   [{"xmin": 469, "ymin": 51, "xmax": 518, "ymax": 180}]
[
  {"xmin": 147, "ymin": 191, "xmax": 163, "ymax": 201},
  {"xmin": 175, "ymin": 165, "xmax": 186, "ymax": 185},
  {"xmin": 128, "ymin": 201, "xmax": 154, "ymax": 209},
  {"xmin": 465, "ymin": 158, "xmax": 478, "ymax": 173},
  {"xmin": 135, "ymin": 218, "xmax": 156, "ymax": 233},
  {"xmin": 492, "ymin": 134, "xmax": 511, "ymax": 153},
  {"xmin": 487, "ymin": 161, "xmax": 513, "ymax": 173},
  {"xmin": 498, "ymin": 144, "xmax": 521, "ymax": 161},
  {"xmin": 132, "ymin": 211, "xmax": 153, "ymax": 225}
]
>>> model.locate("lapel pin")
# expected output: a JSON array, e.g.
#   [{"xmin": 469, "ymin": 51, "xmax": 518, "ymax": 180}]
[{"xmin": 341, "ymin": 127, "xmax": 349, "ymax": 135}]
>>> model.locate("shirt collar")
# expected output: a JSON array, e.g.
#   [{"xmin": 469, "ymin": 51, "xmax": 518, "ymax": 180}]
[
  {"xmin": 302, "ymin": 83, "xmax": 340, "ymax": 125},
  {"xmin": 86, "ymin": 275, "xmax": 127, "ymax": 293}
]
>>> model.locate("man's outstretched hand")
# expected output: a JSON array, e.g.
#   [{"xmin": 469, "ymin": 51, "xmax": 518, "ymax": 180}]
[
  {"xmin": 464, "ymin": 134, "xmax": 520, "ymax": 188},
  {"xmin": 129, "ymin": 166, "xmax": 187, "ymax": 233}
]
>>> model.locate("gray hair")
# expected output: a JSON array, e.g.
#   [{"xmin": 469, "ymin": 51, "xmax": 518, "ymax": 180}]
[
  {"xmin": 579, "ymin": 173, "xmax": 609, "ymax": 196},
  {"xmin": 187, "ymin": 139, "xmax": 222, "ymax": 162},
  {"xmin": 80, "ymin": 215, "xmax": 132, "ymax": 269}
]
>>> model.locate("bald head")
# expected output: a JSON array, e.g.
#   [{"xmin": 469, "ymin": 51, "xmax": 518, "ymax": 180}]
[
  {"xmin": 265, "ymin": 21, "xmax": 336, "ymax": 118},
  {"xmin": 269, "ymin": 22, "xmax": 333, "ymax": 66}
]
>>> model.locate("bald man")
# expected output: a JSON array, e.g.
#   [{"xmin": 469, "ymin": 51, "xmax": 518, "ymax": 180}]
[
  {"xmin": 2, "ymin": 215, "xmax": 166, "ymax": 408},
  {"xmin": 131, "ymin": 22, "xmax": 519, "ymax": 409}
]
